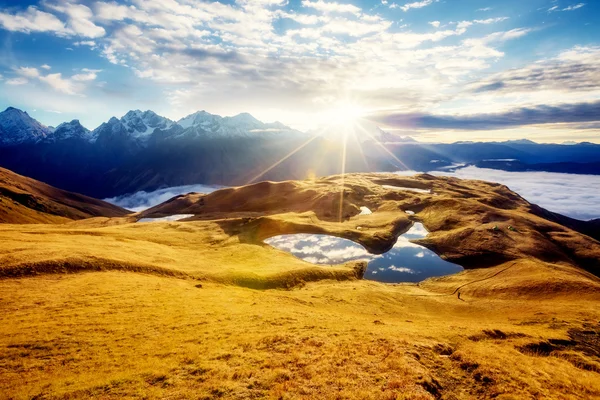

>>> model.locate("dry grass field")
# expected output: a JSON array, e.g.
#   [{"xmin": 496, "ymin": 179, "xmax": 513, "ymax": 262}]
[{"xmin": 1, "ymin": 172, "xmax": 599, "ymax": 399}]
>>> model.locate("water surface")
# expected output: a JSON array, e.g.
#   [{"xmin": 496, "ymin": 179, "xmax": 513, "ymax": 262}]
[{"xmin": 265, "ymin": 223, "xmax": 462, "ymax": 283}]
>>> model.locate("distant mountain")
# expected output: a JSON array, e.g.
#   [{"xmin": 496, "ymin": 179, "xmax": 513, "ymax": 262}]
[
  {"xmin": 46, "ymin": 120, "xmax": 94, "ymax": 142},
  {"xmin": 0, "ymin": 106, "xmax": 599, "ymax": 198},
  {"xmin": 500, "ymin": 139, "xmax": 537, "ymax": 145},
  {"xmin": 0, "ymin": 107, "xmax": 52, "ymax": 146},
  {"xmin": 177, "ymin": 111, "xmax": 301, "ymax": 139}
]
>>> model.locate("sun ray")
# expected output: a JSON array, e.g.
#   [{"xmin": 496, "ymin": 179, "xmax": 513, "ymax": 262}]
[
  {"xmin": 246, "ymin": 134, "xmax": 319, "ymax": 185},
  {"xmin": 354, "ymin": 122, "xmax": 411, "ymax": 171},
  {"xmin": 338, "ymin": 130, "xmax": 348, "ymax": 223}
]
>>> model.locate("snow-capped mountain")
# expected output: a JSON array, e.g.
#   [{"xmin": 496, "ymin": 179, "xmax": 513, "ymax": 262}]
[
  {"xmin": 120, "ymin": 110, "xmax": 174, "ymax": 139},
  {"xmin": 0, "ymin": 107, "xmax": 299, "ymax": 147},
  {"xmin": 92, "ymin": 110, "xmax": 175, "ymax": 143},
  {"xmin": 176, "ymin": 110, "xmax": 299, "ymax": 139},
  {"xmin": 45, "ymin": 120, "xmax": 95, "ymax": 142},
  {"xmin": 0, "ymin": 107, "xmax": 52, "ymax": 146}
]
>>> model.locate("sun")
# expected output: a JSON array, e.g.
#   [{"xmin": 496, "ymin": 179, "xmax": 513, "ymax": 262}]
[{"xmin": 325, "ymin": 103, "xmax": 365, "ymax": 128}]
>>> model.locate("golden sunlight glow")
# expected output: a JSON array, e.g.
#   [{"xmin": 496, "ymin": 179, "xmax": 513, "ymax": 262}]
[{"xmin": 323, "ymin": 103, "xmax": 366, "ymax": 129}]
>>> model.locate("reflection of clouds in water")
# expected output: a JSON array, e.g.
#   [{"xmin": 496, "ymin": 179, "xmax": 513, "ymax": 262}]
[
  {"xmin": 265, "ymin": 221, "xmax": 461, "ymax": 283},
  {"xmin": 388, "ymin": 265, "xmax": 415, "ymax": 274},
  {"xmin": 265, "ymin": 234, "xmax": 372, "ymax": 265},
  {"xmin": 266, "ymin": 223, "xmax": 430, "ymax": 265}
]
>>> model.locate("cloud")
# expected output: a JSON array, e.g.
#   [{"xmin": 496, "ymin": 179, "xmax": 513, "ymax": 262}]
[
  {"xmin": 366, "ymin": 100, "xmax": 600, "ymax": 130},
  {"xmin": 0, "ymin": 3, "xmax": 104, "ymax": 38},
  {"xmin": 400, "ymin": 0, "xmax": 438, "ymax": 12},
  {"xmin": 388, "ymin": 265, "xmax": 415, "ymax": 273},
  {"xmin": 470, "ymin": 46, "xmax": 600, "ymax": 94},
  {"xmin": 6, "ymin": 77, "xmax": 28, "ymax": 85},
  {"xmin": 6, "ymin": 65, "xmax": 101, "ymax": 95},
  {"xmin": 0, "ymin": 0, "xmax": 596, "ymax": 137},
  {"xmin": 432, "ymin": 167, "xmax": 600, "ymax": 220},
  {"xmin": 103, "ymin": 184, "xmax": 224, "ymax": 212},
  {"xmin": 72, "ymin": 68, "xmax": 102, "ymax": 82},
  {"xmin": 15, "ymin": 66, "xmax": 40, "ymax": 78},
  {"xmin": 549, "ymin": 3, "xmax": 585, "ymax": 12},
  {"xmin": 562, "ymin": 3, "xmax": 585, "ymax": 11},
  {"xmin": 40, "ymin": 64, "xmax": 51, "ymax": 70},
  {"xmin": 0, "ymin": 6, "xmax": 65, "ymax": 34},
  {"xmin": 301, "ymin": 0, "xmax": 361, "ymax": 14},
  {"xmin": 45, "ymin": 2, "xmax": 105, "ymax": 38}
]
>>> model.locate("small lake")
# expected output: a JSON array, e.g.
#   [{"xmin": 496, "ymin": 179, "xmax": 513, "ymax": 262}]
[{"xmin": 264, "ymin": 223, "xmax": 463, "ymax": 283}]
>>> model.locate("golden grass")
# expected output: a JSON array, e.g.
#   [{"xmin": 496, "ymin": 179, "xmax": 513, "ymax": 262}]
[
  {"xmin": 1, "ymin": 273, "xmax": 599, "ymax": 399},
  {"xmin": 1, "ymin": 172, "xmax": 600, "ymax": 398}
]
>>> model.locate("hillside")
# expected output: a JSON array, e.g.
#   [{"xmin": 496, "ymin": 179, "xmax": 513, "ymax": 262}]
[
  {"xmin": 0, "ymin": 167, "xmax": 130, "ymax": 223},
  {"xmin": 0, "ymin": 173, "xmax": 599, "ymax": 399}
]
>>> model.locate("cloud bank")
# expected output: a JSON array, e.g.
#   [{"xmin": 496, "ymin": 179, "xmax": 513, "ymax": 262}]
[
  {"xmin": 429, "ymin": 167, "xmax": 600, "ymax": 220},
  {"xmin": 104, "ymin": 184, "xmax": 223, "ymax": 212}
]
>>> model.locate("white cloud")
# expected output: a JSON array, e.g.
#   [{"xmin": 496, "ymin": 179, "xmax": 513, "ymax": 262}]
[
  {"xmin": 301, "ymin": 0, "xmax": 361, "ymax": 14},
  {"xmin": 388, "ymin": 265, "xmax": 415, "ymax": 273},
  {"xmin": 104, "ymin": 184, "xmax": 224, "ymax": 212},
  {"xmin": 46, "ymin": 2, "xmax": 105, "ymax": 38},
  {"xmin": 6, "ymin": 77, "xmax": 29, "ymax": 85},
  {"xmin": 7, "ymin": 65, "xmax": 101, "ymax": 95},
  {"xmin": 0, "ymin": 6, "xmax": 65, "ymax": 34},
  {"xmin": 72, "ymin": 69, "xmax": 102, "ymax": 82},
  {"xmin": 400, "ymin": 0, "xmax": 438, "ymax": 12},
  {"xmin": 548, "ymin": 3, "xmax": 585, "ymax": 12},
  {"xmin": 39, "ymin": 73, "xmax": 77, "ymax": 95},
  {"xmin": 40, "ymin": 64, "xmax": 51, "ymax": 70},
  {"xmin": 432, "ymin": 167, "xmax": 600, "ymax": 220},
  {"xmin": 429, "ymin": 21, "xmax": 440, "ymax": 28},
  {"xmin": 562, "ymin": 3, "xmax": 585, "ymax": 11},
  {"xmin": 74, "ymin": 40, "xmax": 97, "ymax": 49},
  {"xmin": 15, "ymin": 66, "xmax": 40, "ymax": 78}
]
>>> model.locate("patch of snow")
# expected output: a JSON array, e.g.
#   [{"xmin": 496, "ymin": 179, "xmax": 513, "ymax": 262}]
[
  {"xmin": 382, "ymin": 185, "xmax": 431, "ymax": 194},
  {"xmin": 359, "ymin": 206, "xmax": 372, "ymax": 215},
  {"xmin": 405, "ymin": 210, "xmax": 415, "ymax": 215}
]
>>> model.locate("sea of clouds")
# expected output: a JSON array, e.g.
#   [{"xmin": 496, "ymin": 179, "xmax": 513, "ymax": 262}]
[
  {"xmin": 104, "ymin": 168, "xmax": 600, "ymax": 221},
  {"xmin": 104, "ymin": 184, "xmax": 223, "ymax": 212},
  {"xmin": 428, "ymin": 167, "xmax": 600, "ymax": 221}
]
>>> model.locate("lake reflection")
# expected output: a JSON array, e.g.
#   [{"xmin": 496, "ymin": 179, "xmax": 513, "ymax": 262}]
[{"xmin": 264, "ymin": 223, "xmax": 462, "ymax": 283}]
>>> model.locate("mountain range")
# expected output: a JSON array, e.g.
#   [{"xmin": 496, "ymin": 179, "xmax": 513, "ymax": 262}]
[{"xmin": 1, "ymin": 106, "xmax": 599, "ymax": 198}]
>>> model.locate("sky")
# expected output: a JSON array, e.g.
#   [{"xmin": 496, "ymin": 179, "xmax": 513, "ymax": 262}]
[{"xmin": 0, "ymin": 0, "xmax": 598, "ymax": 143}]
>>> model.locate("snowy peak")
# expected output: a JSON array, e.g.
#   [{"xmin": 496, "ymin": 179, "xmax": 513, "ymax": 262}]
[
  {"xmin": 176, "ymin": 110, "xmax": 298, "ymax": 138},
  {"xmin": 0, "ymin": 107, "xmax": 52, "ymax": 146},
  {"xmin": 120, "ymin": 110, "xmax": 174, "ymax": 138},
  {"xmin": 48, "ymin": 120, "xmax": 94, "ymax": 142},
  {"xmin": 177, "ymin": 110, "xmax": 223, "ymax": 130},
  {"xmin": 92, "ymin": 110, "xmax": 175, "ymax": 144}
]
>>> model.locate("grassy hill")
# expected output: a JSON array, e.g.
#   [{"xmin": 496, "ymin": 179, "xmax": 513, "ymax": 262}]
[
  {"xmin": 0, "ymin": 172, "xmax": 599, "ymax": 399},
  {"xmin": 0, "ymin": 167, "xmax": 130, "ymax": 224}
]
